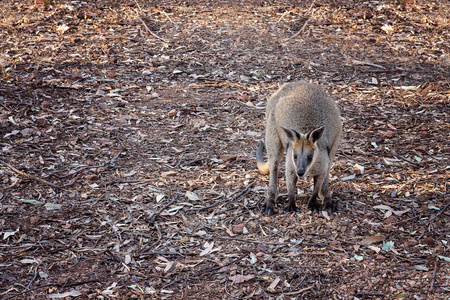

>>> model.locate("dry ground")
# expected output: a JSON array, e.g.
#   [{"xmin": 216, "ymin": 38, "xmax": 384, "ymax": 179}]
[{"xmin": 0, "ymin": 0, "xmax": 449, "ymax": 299}]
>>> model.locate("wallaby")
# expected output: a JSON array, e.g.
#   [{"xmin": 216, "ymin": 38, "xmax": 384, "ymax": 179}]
[{"xmin": 256, "ymin": 82, "xmax": 342, "ymax": 216}]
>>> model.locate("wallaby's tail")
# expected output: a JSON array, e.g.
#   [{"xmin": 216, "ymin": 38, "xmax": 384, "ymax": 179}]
[{"xmin": 256, "ymin": 140, "xmax": 270, "ymax": 174}]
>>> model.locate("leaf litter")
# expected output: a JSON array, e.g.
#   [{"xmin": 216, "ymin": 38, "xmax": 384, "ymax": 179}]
[{"xmin": 0, "ymin": 0, "xmax": 448, "ymax": 299}]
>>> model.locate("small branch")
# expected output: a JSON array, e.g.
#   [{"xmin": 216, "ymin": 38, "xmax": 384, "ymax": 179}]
[
  {"xmin": 138, "ymin": 16, "xmax": 170, "ymax": 43},
  {"xmin": 282, "ymin": 1, "xmax": 317, "ymax": 43},
  {"xmin": 53, "ymin": 151, "xmax": 121, "ymax": 179},
  {"xmin": 193, "ymin": 235, "xmax": 327, "ymax": 248},
  {"xmin": 101, "ymin": 178, "xmax": 158, "ymax": 186},
  {"xmin": 160, "ymin": 10, "xmax": 174, "ymax": 23},
  {"xmin": 3, "ymin": 280, "xmax": 99, "ymax": 300},
  {"xmin": 428, "ymin": 203, "xmax": 449, "ymax": 223},
  {"xmin": 186, "ymin": 182, "xmax": 254, "ymax": 212},
  {"xmin": 429, "ymin": 256, "xmax": 439, "ymax": 292},
  {"xmin": 140, "ymin": 251, "xmax": 182, "ymax": 256},
  {"xmin": 282, "ymin": 17, "xmax": 312, "ymax": 42},
  {"xmin": 352, "ymin": 60, "xmax": 387, "ymax": 70},
  {"xmin": 0, "ymin": 159, "xmax": 61, "ymax": 189},
  {"xmin": 283, "ymin": 284, "xmax": 314, "ymax": 296},
  {"xmin": 148, "ymin": 197, "xmax": 178, "ymax": 223},
  {"xmin": 199, "ymin": 253, "xmax": 248, "ymax": 274},
  {"xmin": 355, "ymin": 292, "xmax": 385, "ymax": 297},
  {"xmin": 132, "ymin": 3, "xmax": 170, "ymax": 44}
]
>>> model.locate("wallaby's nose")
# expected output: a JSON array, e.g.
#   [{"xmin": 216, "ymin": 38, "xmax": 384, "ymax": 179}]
[{"xmin": 297, "ymin": 171, "xmax": 305, "ymax": 177}]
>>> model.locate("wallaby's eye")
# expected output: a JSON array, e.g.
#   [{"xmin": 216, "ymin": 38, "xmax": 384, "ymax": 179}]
[
  {"xmin": 293, "ymin": 154, "xmax": 298, "ymax": 159},
  {"xmin": 307, "ymin": 155, "xmax": 313, "ymax": 162}
]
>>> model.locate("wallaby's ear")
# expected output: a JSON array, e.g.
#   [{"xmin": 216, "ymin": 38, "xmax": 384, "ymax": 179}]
[
  {"xmin": 281, "ymin": 127, "xmax": 300, "ymax": 141},
  {"xmin": 308, "ymin": 126, "xmax": 325, "ymax": 143}
]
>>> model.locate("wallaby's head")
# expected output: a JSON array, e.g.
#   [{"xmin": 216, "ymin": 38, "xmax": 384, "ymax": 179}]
[{"xmin": 282, "ymin": 126, "xmax": 325, "ymax": 177}]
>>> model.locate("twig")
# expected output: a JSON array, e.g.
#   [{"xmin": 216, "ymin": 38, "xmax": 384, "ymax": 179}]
[
  {"xmin": 427, "ymin": 193, "xmax": 449, "ymax": 225},
  {"xmin": 160, "ymin": 11, "xmax": 174, "ymax": 23},
  {"xmin": 148, "ymin": 197, "xmax": 178, "ymax": 223},
  {"xmin": 0, "ymin": 159, "xmax": 61, "ymax": 189},
  {"xmin": 282, "ymin": 17, "xmax": 312, "ymax": 42},
  {"xmin": 52, "ymin": 165, "xmax": 103, "ymax": 179},
  {"xmin": 275, "ymin": 11, "xmax": 291, "ymax": 24},
  {"xmin": 352, "ymin": 60, "xmax": 387, "ymax": 70},
  {"xmin": 137, "ymin": 16, "xmax": 170, "ymax": 43},
  {"xmin": 199, "ymin": 253, "xmax": 248, "ymax": 274},
  {"xmin": 131, "ymin": 3, "xmax": 170, "ymax": 44},
  {"xmin": 282, "ymin": 0, "xmax": 318, "ymax": 42},
  {"xmin": 192, "ymin": 235, "xmax": 327, "ymax": 248},
  {"xmin": 429, "ymin": 256, "xmax": 439, "ymax": 292},
  {"xmin": 140, "ymin": 251, "xmax": 182, "ymax": 256},
  {"xmin": 53, "ymin": 151, "xmax": 121, "ymax": 179},
  {"xmin": 283, "ymin": 284, "xmax": 314, "ymax": 296},
  {"xmin": 101, "ymin": 178, "xmax": 158, "ymax": 186},
  {"xmin": 186, "ymin": 182, "xmax": 254, "ymax": 212},
  {"xmin": 355, "ymin": 292, "xmax": 385, "ymax": 297},
  {"xmin": 3, "ymin": 280, "xmax": 99, "ymax": 300}
]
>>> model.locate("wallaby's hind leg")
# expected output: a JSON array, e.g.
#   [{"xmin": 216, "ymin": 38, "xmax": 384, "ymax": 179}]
[
  {"xmin": 261, "ymin": 157, "xmax": 281, "ymax": 216},
  {"xmin": 261, "ymin": 128, "xmax": 283, "ymax": 216},
  {"xmin": 308, "ymin": 175, "xmax": 325, "ymax": 211},
  {"xmin": 284, "ymin": 148, "xmax": 299, "ymax": 212},
  {"xmin": 321, "ymin": 174, "xmax": 338, "ymax": 212}
]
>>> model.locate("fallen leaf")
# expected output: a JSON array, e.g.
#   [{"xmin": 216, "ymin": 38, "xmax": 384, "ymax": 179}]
[
  {"xmin": 199, "ymin": 241, "xmax": 214, "ymax": 256},
  {"xmin": 354, "ymin": 164, "xmax": 364, "ymax": 174},
  {"xmin": 232, "ymin": 223, "xmax": 245, "ymax": 234},
  {"xmin": 161, "ymin": 171, "xmax": 177, "ymax": 177},
  {"xmin": 249, "ymin": 252, "xmax": 257, "ymax": 264},
  {"xmin": 393, "ymin": 208, "xmax": 410, "ymax": 216},
  {"xmin": 354, "ymin": 254, "xmax": 364, "ymax": 261},
  {"xmin": 381, "ymin": 24, "xmax": 394, "ymax": 34},
  {"xmin": 185, "ymin": 191, "xmax": 200, "ymax": 201},
  {"xmin": 321, "ymin": 210, "xmax": 331, "ymax": 220},
  {"xmin": 414, "ymin": 265, "xmax": 429, "ymax": 271},
  {"xmin": 381, "ymin": 241, "xmax": 394, "ymax": 251},
  {"xmin": 373, "ymin": 204, "xmax": 392, "ymax": 211},
  {"xmin": 438, "ymin": 255, "xmax": 450, "ymax": 262},
  {"xmin": 229, "ymin": 274, "xmax": 255, "ymax": 284},
  {"xmin": 360, "ymin": 235, "xmax": 385, "ymax": 245},
  {"xmin": 342, "ymin": 174, "xmax": 356, "ymax": 181},
  {"xmin": 3, "ymin": 229, "xmax": 19, "ymax": 239},
  {"xmin": 168, "ymin": 109, "xmax": 177, "ymax": 117},
  {"xmin": 20, "ymin": 258, "xmax": 39, "ymax": 264},
  {"xmin": 44, "ymin": 203, "xmax": 62, "ymax": 210},
  {"xmin": 368, "ymin": 245, "xmax": 381, "ymax": 253},
  {"xmin": 219, "ymin": 154, "xmax": 238, "ymax": 162},
  {"xmin": 427, "ymin": 205, "xmax": 440, "ymax": 211},
  {"xmin": 19, "ymin": 199, "xmax": 45, "ymax": 206},
  {"xmin": 48, "ymin": 291, "xmax": 82, "ymax": 299},
  {"xmin": 56, "ymin": 24, "xmax": 70, "ymax": 34},
  {"xmin": 267, "ymin": 277, "xmax": 280, "ymax": 292}
]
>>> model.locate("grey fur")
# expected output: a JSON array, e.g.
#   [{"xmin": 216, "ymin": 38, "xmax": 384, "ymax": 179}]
[{"xmin": 256, "ymin": 82, "xmax": 342, "ymax": 216}]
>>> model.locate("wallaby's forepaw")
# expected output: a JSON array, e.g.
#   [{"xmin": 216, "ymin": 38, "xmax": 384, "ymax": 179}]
[
  {"xmin": 261, "ymin": 203, "xmax": 276, "ymax": 216},
  {"xmin": 324, "ymin": 198, "xmax": 338, "ymax": 212},
  {"xmin": 307, "ymin": 199, "xmax": 322, "ymax": 212},
  {"xmin": 283, "ymin": 203, "xmax": 300, "ymax": 213}
]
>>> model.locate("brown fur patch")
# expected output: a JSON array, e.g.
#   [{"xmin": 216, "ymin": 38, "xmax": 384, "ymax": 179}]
[{"xmin": 293, "ymin": 139, "xmax": 315, "ymax": 152}]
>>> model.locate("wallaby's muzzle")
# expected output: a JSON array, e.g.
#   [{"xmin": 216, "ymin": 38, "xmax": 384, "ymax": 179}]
[{"xmin": 297, "ymin": 170, "xmax": 305, "ymax": 177}]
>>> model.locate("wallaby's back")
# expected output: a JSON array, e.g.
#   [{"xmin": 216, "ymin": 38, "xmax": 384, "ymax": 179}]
[{"xmin": 268, "ymin": 82, "xmax": 341, "ymax": 152}]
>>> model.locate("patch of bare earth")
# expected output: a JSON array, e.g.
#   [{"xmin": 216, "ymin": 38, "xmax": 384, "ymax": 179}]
[{"xmin": 0, "ymin": 0, "xmax": 448, "ymax": 299}]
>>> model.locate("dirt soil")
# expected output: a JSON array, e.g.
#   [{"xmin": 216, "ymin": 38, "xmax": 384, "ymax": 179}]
[{"xmin": 0, "ymin": 0, "xmax": 449, "ymax": 299}]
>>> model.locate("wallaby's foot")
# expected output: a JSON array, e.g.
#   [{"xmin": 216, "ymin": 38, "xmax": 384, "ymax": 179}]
[
  {"xmin": 283, "ymin": 201, "xmax": 300, "ymax": 213},
  {"xmin": 307, "ymin": 198, "xmax": 322, "ymax": 212},
  {"xmin": 283, "ymin": 195, "xmax": 299, "ymax": 213},
  {"xmin": 261, "ymin": 203, "xmax": 276, "ymax": 216},
  {"xmin": 324, "ymin": 197, "xmax": 338, "ymax": 212},
  {"xmin": 283, "ymin": 204, "xmax": 300, "ymax": 213}
]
